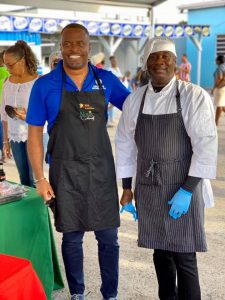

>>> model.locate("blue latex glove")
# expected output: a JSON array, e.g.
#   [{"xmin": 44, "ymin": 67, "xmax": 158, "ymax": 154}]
[
  {"xmin": 168, "ymin": 188, "xmax": 192, "ymax": 219},
  {"xmin": 120, "ymin": 203, "xmax": 138, "ymax": 221}
]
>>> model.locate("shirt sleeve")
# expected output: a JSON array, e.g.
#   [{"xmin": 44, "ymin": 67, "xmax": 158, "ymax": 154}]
[
  {"xmin": 115, "ymin": 93, "xmax": 138, "ymax": 178},
  {"xmin": 184, "ymin": 87, "xmax": 218, "ymax": 179},
  {"xmin": 108, "ymin": 73, "xmax": 130, "ymax": 110},
  {"xmin": 26, "ymin": 79, "xmax": 47, "ymax": 126}
]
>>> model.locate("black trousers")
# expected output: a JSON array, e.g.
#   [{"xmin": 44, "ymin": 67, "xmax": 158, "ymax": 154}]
[{"xmin": 153, "ymin": 249, "xmax": 201, "ymax": 300}]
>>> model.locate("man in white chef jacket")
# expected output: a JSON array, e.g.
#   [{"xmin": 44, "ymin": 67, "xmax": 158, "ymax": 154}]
[{"xmin": 115, "ymin": 37, "xmax": 217, "ymax": 300}]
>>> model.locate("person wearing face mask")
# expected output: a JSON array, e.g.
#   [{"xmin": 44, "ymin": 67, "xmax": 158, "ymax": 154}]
[
  {"xmin": 115, "ymin": 37, "xmax": 217, "ymax": 300},
  {"xmin": 1, "ymin": 41, "xmax": 39, "ymax": 187},
  {"xmin": 26, "ymin": 23, "xmax": 130, "ymax": 300}
]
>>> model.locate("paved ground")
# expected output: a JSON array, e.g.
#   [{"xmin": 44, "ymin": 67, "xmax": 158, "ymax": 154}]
[{"xmin": 4, "ymin": 107, "xmax": 225, "ymax": 300}]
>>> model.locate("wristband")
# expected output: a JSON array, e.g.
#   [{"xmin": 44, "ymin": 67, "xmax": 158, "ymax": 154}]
[
  {"xmin": 35, "ymin": 177, "xmax": 46, "ymax": 184},
  {"xmin": 122, "ymin": 177, "xmax": 132, "ymax": 189}
]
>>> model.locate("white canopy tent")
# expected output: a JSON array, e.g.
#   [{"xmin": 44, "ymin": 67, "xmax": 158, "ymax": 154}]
[
  {"xmin": 0, "ymin": 0, "xmax": 168, "ymax": 74},
  {"xmin": 0, "ymin": 0, "xmax": 166, "ymax": 57},
  {"xmin": 0, "ymin": 0, "xmax": 166, "ymax": 11}
]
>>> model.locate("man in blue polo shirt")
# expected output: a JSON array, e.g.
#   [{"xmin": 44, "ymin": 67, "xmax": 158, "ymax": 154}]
[{"xmin": 26, "ymin": 23, "xmax": 130, "ymax": 300}]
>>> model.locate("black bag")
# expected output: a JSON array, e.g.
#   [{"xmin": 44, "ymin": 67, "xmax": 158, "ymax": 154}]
[{"xmin": 5, "ymin": 105, "xmax": 17, "ymax": 119}]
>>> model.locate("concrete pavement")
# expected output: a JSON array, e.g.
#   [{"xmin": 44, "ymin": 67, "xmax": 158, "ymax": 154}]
[{"xmin": 3, "ymin": 107, "xmax": 225, "ymax": 300}]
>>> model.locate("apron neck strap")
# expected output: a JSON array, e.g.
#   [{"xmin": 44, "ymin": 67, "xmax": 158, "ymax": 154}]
[
  {"xmin": 175, "ymin": 80, "xmax": 182, "ymax": 115},
  {"xmin": 89, "ymin": 63, "xmax": 104, "ymax": 91},
  {"xmin": 61, "ymin": 67, "xmax": 67, "ymax": 89},
  {"xmin": 139, "ymin": 86, "xmax": 148, "ymax": 115},
  {"xmin": 61, "ymin": 63, "xmax": 104, "ymax": 92},
  {"xmin": 89, "ymin": 63, "xmax": 107, "ymax": 120},
  {"xmin": 61, "ymin": 63, "xmax": 107, "ymax": 120},
  {"xmin": 138, "ymin": 80, "xmax": 181, "ymax": 117}
]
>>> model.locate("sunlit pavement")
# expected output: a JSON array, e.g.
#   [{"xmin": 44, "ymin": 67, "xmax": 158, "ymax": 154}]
[{"xmin": 4, "ymin": 107, "xmax": 225, "ymax": 300}]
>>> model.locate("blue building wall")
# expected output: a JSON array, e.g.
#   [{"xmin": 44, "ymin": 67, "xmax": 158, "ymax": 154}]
[
  {"xmin": 187, "ymin": 6, "xmax": 225, "ymax": 88},
  {"xmin": 174, "ymin": 37, "xmax": 187, "ymax": 66}
]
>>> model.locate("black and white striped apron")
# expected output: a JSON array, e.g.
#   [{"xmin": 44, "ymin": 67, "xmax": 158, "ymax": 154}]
[{"xmin": 134, "ymin": 82, "xmax": 207, "ymax": 253}]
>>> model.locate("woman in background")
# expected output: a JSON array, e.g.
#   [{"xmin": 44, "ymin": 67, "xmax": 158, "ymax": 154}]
[
  {"xmin": 211, "ymin": 55, "xmax": 225, "ymax": 126},
  {"xmin": 131, "ymin": 67, "xmax": 150, "ymax": 91},
  {"xmin": 1, "ymin": 40, "xmax": 39, "ymax": 186}
]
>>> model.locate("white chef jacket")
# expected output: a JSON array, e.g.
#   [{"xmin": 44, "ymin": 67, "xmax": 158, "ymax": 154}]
[{"xmin": 115, "ymin": 76, "xmax": 218, "ymax": 208}]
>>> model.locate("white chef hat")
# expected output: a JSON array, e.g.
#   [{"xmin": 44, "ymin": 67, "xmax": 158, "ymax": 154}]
[
  {"xmin": 91, "ymin": 52, "xmax": 105, "ymax": 66},
  {"xmin": 142, "ymin": 37, "xmax": 177, "ymax": 71}
]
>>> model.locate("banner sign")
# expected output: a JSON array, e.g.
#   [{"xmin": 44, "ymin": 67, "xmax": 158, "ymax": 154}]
[
  {"xmin": 154, "ymin": 24, "xmax": 210, "ymax": 38},
  {"xmin": 0, "ymin": 15, "xmax": 210, "ymax": 38}
]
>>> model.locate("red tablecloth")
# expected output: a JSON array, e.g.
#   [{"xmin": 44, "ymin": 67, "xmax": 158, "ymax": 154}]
[{"xmin": 0, "ymin": 254, "xmax": 47, "ymax": 300}]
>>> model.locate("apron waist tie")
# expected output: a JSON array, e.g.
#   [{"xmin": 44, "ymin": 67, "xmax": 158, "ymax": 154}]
[
  {"xmin": 145, "ymin": 160, "xmax": 161, "ymax": 185},
  {"xmin": 145, "ymin": 160, "xmax": 156, "ymax": 179},
  {"xmin": 144, "ymin": 157, "xmax": 191, "ymax": 186}
]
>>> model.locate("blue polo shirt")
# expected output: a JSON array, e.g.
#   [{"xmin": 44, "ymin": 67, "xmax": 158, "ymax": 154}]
[{"xmin": 26, "ymin": 61, "xmax": 130, "ymax": 132}]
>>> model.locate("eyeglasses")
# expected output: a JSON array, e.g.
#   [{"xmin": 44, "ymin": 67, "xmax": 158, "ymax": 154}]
[{"xmin": 4, "ymin": 57, "xmax": 23, "ymax": 69}]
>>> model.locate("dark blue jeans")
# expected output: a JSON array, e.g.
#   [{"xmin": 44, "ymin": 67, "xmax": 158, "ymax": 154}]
[
  {"xmin": 10, "ymin": 141, "xmax": 35, "ymax": 187},
  {"xmin": 62, "ymin": 228, "xmax": 119, "ymax": 299}
]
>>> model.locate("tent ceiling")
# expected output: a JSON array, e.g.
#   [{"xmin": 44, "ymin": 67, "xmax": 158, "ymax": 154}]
[{"xmin": 0, "ymin": 0, "xmax": 166, "ymax": 11}]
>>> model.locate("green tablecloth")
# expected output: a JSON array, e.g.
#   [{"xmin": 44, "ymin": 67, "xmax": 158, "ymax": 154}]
[{"xmin": 0, "ymin": 186, "xmax": 64, "ymax": 299}]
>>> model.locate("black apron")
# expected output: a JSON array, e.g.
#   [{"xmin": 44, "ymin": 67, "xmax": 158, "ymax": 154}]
[
  {"xmin": 47, "ymin": 66, "xmax": 120, "ymax": 232},
  {"xmin": 134, "ymin": 82, "xmax": 207, "ymax": 253}
]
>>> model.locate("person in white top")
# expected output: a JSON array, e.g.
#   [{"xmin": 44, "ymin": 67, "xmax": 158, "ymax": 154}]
[
  {"xmin": 211, "ymin": 55, "xmax": 225, "ymax": 126},
  {"xmin": 115, "ymin": 37, "xmax": 217, "ymax": 299},
  {"xmin": 108, "ymin": 56, "xmax": 123, "ymax": 126},
  {"xmin": 108, "ymin": 56, "xmax": 123, "ymax": 80},
  {"xmin": 1, "ymin": 40, "xmax": 39, "ymax": 187}
]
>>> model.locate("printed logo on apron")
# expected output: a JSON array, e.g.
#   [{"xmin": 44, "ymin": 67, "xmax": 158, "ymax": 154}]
[{"xmin": 79, "ymin": 103, "xmax": 95, "ymax": 121}]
